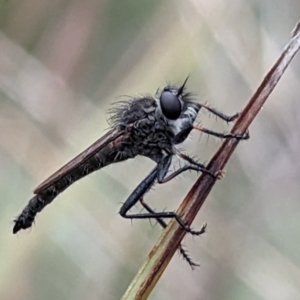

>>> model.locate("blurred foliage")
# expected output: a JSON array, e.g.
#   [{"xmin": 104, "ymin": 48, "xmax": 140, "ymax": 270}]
[{"xmin": 1, "ymin": 0, "xmax": 300, "ymax": 299}]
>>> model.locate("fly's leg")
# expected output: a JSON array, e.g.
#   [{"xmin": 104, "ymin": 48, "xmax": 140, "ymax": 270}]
[
  {"xmin": 177, "ymin": 152, "xmax": 213, "ymax": 172},
  {"xmin": 194, "ymin": 125, "xmax": 250, "ymax": 140},
  {"xmin": 200, "ymin": 104, "xmax": 240, "ymax": 122},
  {"xmin": 120, "ymin": 156, "xmax": 208, "ymax": 235},
  {"xmin": 119, "ymin": 166, "xmax": 158, "ymax": 219},
  {"xmin": 140, "ymin": 198, "xmax": 200, "ymax": 269},
  {"xmin": 156, "ymin": 155, "xmax": 220, "ymax": 183}
]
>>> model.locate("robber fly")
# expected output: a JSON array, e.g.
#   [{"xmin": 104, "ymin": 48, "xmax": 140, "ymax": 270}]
[{"xmin": 13, "ymin": 77, "xmax": 249, "ymax": 268}]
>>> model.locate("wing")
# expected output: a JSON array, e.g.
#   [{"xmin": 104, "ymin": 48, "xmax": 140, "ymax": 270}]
[{"xmin": 34, "ymin": 128, "xmax": 125, "ymax": 194}]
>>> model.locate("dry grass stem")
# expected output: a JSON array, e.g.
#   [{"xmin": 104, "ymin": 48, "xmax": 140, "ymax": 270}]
[{"xmin": 121, "ymin": 22, "xmax": 300, "ymax": 300}]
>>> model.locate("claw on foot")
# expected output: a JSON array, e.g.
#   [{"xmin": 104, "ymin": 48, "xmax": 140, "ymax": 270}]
[
  {"xmin": 243, "ymin": 130, "xmax": 250, "ymax": 140},
  {"xmin": 228, "ymin": 112, "xmax": 240, "ymax": 122},
  {"xmin": 200, "ymin": 222, "xmax": 207, "ymax": 233},
  {"xmin": 235, "ymin": 130, "xmax": 250, "ymax": 140},
  {"xmin": 215, "ymin": 169, "xmax": 226, "ymax": 180}
]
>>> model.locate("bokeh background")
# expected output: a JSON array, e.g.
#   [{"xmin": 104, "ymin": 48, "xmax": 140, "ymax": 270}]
[{"xmin": 1, "ymin": 1, "xmax": 300, "ymax": 299}]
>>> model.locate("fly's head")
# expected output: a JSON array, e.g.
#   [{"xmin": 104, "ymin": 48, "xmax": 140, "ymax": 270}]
[{"xmin": 157, "ymin": 77, "xmax": 200, "ymax": 144}]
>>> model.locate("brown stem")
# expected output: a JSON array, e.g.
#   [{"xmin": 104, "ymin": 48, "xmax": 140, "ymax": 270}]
[{"xmin": 121, "ymin": 22, "xmax": 300, "ymax": 300}]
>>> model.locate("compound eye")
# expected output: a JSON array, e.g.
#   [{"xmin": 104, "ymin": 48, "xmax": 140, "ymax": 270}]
[{"xmin": 159, "ymin": 91, "xmax": 181, "ymax": 120}]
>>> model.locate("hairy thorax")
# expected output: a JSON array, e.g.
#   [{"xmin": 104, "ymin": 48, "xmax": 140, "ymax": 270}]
[
  {"xmin": 113, "ymin": 97, "xmax": 199, "ymax": 163},
  {"xmin": 115, "ymin": 99, "xmax": 173, "ymax": 162}
]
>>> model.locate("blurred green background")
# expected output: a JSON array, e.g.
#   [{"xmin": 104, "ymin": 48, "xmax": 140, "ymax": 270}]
[{"xmin": 1, "ymin": 1, "xmax": 300, "ymax": 299}]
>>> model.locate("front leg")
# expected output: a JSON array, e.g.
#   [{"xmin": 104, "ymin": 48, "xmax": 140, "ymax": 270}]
[{"xmin": 200, "ymin": 104, "xmax": 240, "ymax": 122}]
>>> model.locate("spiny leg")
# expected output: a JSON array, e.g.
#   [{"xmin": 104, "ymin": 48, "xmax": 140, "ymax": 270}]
[
  {"xmin": 140, "ymin": 198, "xmax": 201, "ymax": 269},
  {"xmin": 194, "ymin": 125, "xmax": 250, "ymax": 140},
  {"xmin": 200, "ymin": 104, "xmax": 240, "ymax": 122},
  {"xmin": 120, "ymin": 156, "xmax": 208, "ymax": 235},
  {"xmin": 157, "ymin": 154, "xmax": 218, "ymax": 183},
  {"xmin": 121, "ymin": 210, "xmax": 206, "ymax": 235},
  {"xmin": 177, "ymin": 152, "xmax": 210, "ymax": 170},
  {"xmin": 160, "ymin": 164, "xmax": 219, "ymax": 183}
]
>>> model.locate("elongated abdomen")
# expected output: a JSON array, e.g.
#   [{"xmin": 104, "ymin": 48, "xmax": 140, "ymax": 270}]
[{"xmin": 13, "ymin": 135, "xmax": 132, "ymax": 233}]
